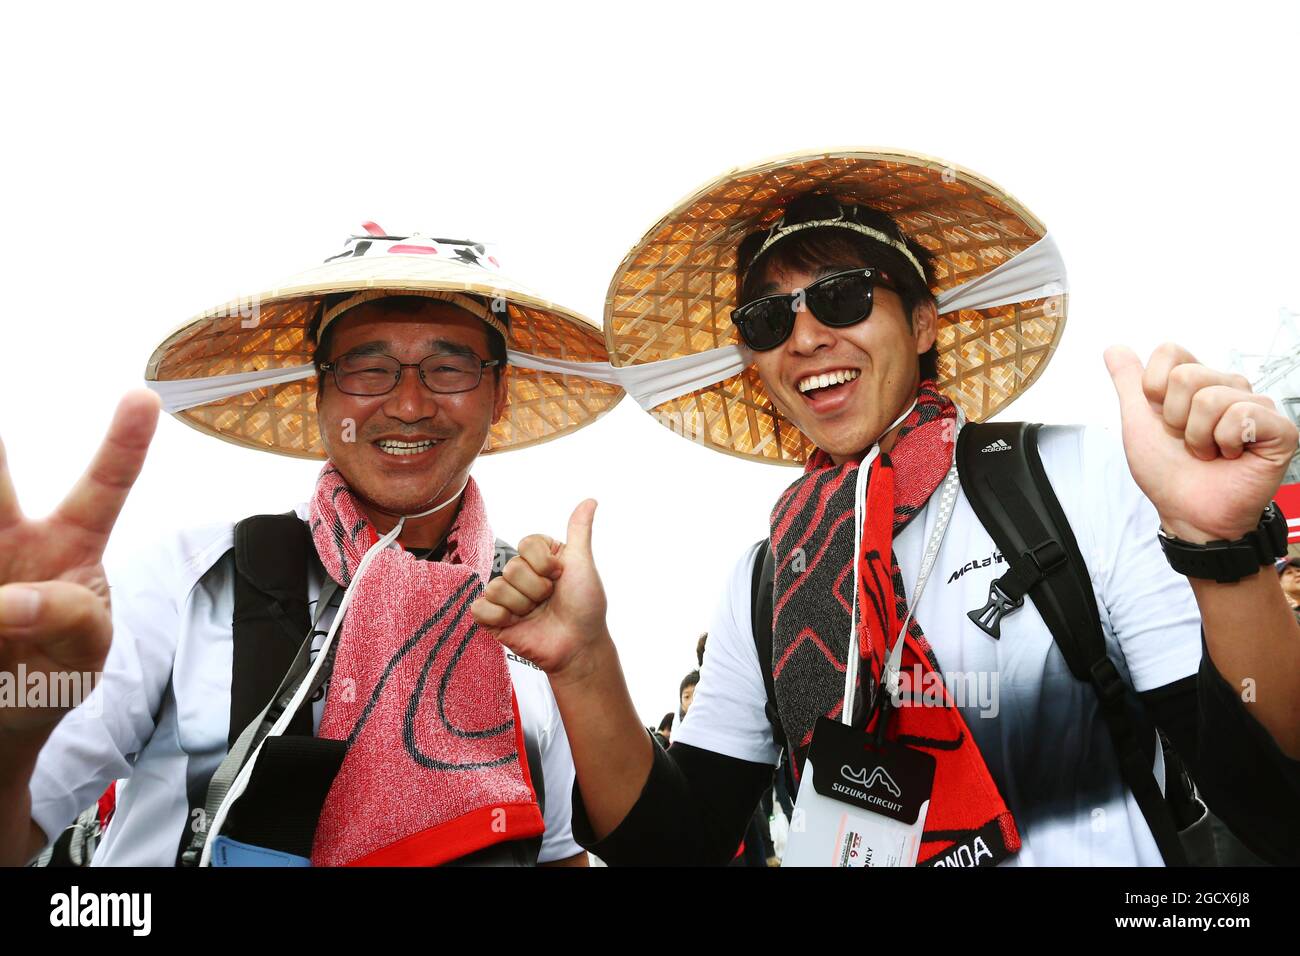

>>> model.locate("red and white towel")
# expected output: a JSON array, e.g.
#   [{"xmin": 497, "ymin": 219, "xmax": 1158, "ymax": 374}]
[{"xmin": 308, "ymin": 465, "xmax": 543, "ymax": 866}]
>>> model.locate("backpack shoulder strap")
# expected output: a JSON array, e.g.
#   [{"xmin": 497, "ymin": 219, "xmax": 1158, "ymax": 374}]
[
  {"xmin": 749, "ymin": 539, "xmax": 787, "ymax": 755},
  {"xmin": 230, "ymin": 512, "xmax": 316, "ymax": 745},
  {"xmin": 956, "ymin": 421, "xmax": 1188, "ymax": 866},
  {"xmin": 179, "ymin": 512, "xmax": 328, "ymax": 863}
]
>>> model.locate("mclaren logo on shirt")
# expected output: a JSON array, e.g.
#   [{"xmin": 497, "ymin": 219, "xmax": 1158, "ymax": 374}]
[
  {"xmin": 946, "ymin": 550, "xmax": 1005, "ymax": 584},
  {"xmin": 507, "ymin": 652, "xmax": 542, "ymax": 671}
]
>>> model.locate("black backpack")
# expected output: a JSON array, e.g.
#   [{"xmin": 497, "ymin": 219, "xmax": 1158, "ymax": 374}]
[{"xmin": 749, "ymin": 422, "xmax": 1206, "ymax": 866}]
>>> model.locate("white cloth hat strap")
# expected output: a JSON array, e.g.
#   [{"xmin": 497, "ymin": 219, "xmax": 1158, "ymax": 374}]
[
  {"xmin": 934, "ymin": 232, "xmax": 1066, "ymax": 314},
  {"xmin": 150, "ymin": 364, "xmax": 318, "ymax": 413},
  {"xmin": 503, "ymin": 349, "xmax": 622, "ymax": 385},
  {"xmin": 150, "ymin": 234, "xmax": 1063, "ymax": 415},
  {"xmin": 149, "ymin": 351, "xmax": 622, "ymax": 414}
]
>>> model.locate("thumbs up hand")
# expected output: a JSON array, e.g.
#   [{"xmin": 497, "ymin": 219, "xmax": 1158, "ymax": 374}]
[
  {"xmin": 471, "ymin": 499, "xmax": 609, "ymax": 676},
  {"xmin": 1105, "ymin": 343, "xmax": 1297, "ymax": 543}
]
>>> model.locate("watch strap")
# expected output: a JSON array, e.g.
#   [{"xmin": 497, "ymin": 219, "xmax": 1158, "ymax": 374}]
[{"xmin": 1159, "ymin": 502, "xmax": 1288, "ymax": 584}]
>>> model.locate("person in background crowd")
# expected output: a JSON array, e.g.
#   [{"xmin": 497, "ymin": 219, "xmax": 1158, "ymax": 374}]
[
  {"xmin": 1277, "ymin": 556, "xmax": 1300, "ymax": 624},
  {"xmin": 679, "ymin": 670, "xmax": 699, "ymax": 720},
  {"xmin": 651, "ymin": 713, "xmax": 674, "ymax": 750}
]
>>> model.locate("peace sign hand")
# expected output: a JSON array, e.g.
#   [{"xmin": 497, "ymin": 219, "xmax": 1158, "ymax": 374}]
[{"xmin": 0, "ymin": 390, "xmax": 160, "ymax": 738}]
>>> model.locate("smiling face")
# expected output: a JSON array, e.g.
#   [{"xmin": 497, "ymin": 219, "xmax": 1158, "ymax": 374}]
[
  {"xmin": 746, "ymin": 260, "xmax": 937, "ymax": 464},
  {"xmin": 315, "ymin": 299, "xmax": 506, "ymax": 520}
]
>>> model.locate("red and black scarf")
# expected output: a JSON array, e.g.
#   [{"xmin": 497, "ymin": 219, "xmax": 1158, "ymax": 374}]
[{"xmin": 769, "ymin": 382, "xmax": 1020, "ymax": 866}]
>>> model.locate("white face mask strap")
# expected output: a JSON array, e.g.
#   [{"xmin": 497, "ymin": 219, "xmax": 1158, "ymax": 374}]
[{"xmin": 395, "ymin": 477, "xmax": 470, "ymax": 523}]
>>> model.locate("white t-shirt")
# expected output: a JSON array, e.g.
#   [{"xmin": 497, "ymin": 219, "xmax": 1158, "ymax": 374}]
[
  {"xmin": 28, "ymin": 503, "xmax": 582, "ymax": 866},
  {"xmin": 675, "ymin": 425, "xmax": 1202, "ymax": 866}
]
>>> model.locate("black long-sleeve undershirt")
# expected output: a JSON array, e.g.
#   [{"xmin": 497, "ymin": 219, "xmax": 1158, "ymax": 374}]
[
  {"xmin": 1141, "ymin": 634, "xmax": 1300, "ymax": 862},
  {"xmin": 571, "ymin": 736, "xmax": 773, "ymax": 866}
]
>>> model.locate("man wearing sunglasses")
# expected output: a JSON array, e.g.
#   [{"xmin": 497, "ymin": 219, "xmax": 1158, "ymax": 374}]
[
  {"xmin": 1, "ymin": 231, "xmax": 601, "ymax": 867},
  {"xmin": 475, "ymin": 188, "xmax": 1300, "ymax": 867}
]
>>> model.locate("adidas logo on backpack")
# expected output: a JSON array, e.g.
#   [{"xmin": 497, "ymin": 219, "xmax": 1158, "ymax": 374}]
[{"xmin": 981, "ymin": 438, "xmax": 1013, "ymax": 453}]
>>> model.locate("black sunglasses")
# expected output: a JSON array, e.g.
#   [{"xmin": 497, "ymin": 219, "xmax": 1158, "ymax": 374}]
[{"xmin": 730, "ymin": 267, "xmax": 894, "ymax": 351}]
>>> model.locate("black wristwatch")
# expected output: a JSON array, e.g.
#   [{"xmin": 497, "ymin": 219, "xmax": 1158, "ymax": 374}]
[{"xmin": 1158, "ymin": 502, "xmax": 1288, "ymax": 584}]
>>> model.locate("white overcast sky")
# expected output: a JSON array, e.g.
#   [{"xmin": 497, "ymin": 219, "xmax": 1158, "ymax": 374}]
[{"xmin": 1, "ymin": 1, "xmax": 1297, "ymax": 725}]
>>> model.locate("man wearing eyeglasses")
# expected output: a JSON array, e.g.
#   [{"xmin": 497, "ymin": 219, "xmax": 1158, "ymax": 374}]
[
  {"xmin": 311, "ymin": 293, "xmax": 508, "ymax": 546},
  {"xmin": 1, "ymin": 249, "xmax": 597, "ymax": 867},
  {"xmin": 474, "ymin": 180, "xmax": 1300, "ymax": 867}
]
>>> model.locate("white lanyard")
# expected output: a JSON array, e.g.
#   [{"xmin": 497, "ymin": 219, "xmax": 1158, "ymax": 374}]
[{"xmin": 842, "ymin": 411, "xmax": 964, "ymax": 725}]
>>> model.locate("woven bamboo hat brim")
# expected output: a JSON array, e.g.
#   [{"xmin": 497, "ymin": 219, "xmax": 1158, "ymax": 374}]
[
  {"xmin": 604, "ymin": 149, "xmax": 1067, "ymax": 465},
  {"xmin": 146, "ymin": 228, "xmax": 623, "ymax": 459}
]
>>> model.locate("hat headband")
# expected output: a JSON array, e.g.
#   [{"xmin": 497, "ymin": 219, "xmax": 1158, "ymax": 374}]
[
  {"xmin": 318, "ymin": 288, "xmax": 509, "ymax": 342},
  {"xmin": 748, "ymin": 218, "xmax": 928, "ymax": 284}
]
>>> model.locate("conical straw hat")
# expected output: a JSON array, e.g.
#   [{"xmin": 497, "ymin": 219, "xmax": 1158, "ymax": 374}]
[
  {"xmin": 146, "ymin": 224, "xmax": 623, "ymax": 459},
  {"xmin": 604, "ymin": 149, "xmax": 1067, "ymax": 465}
]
